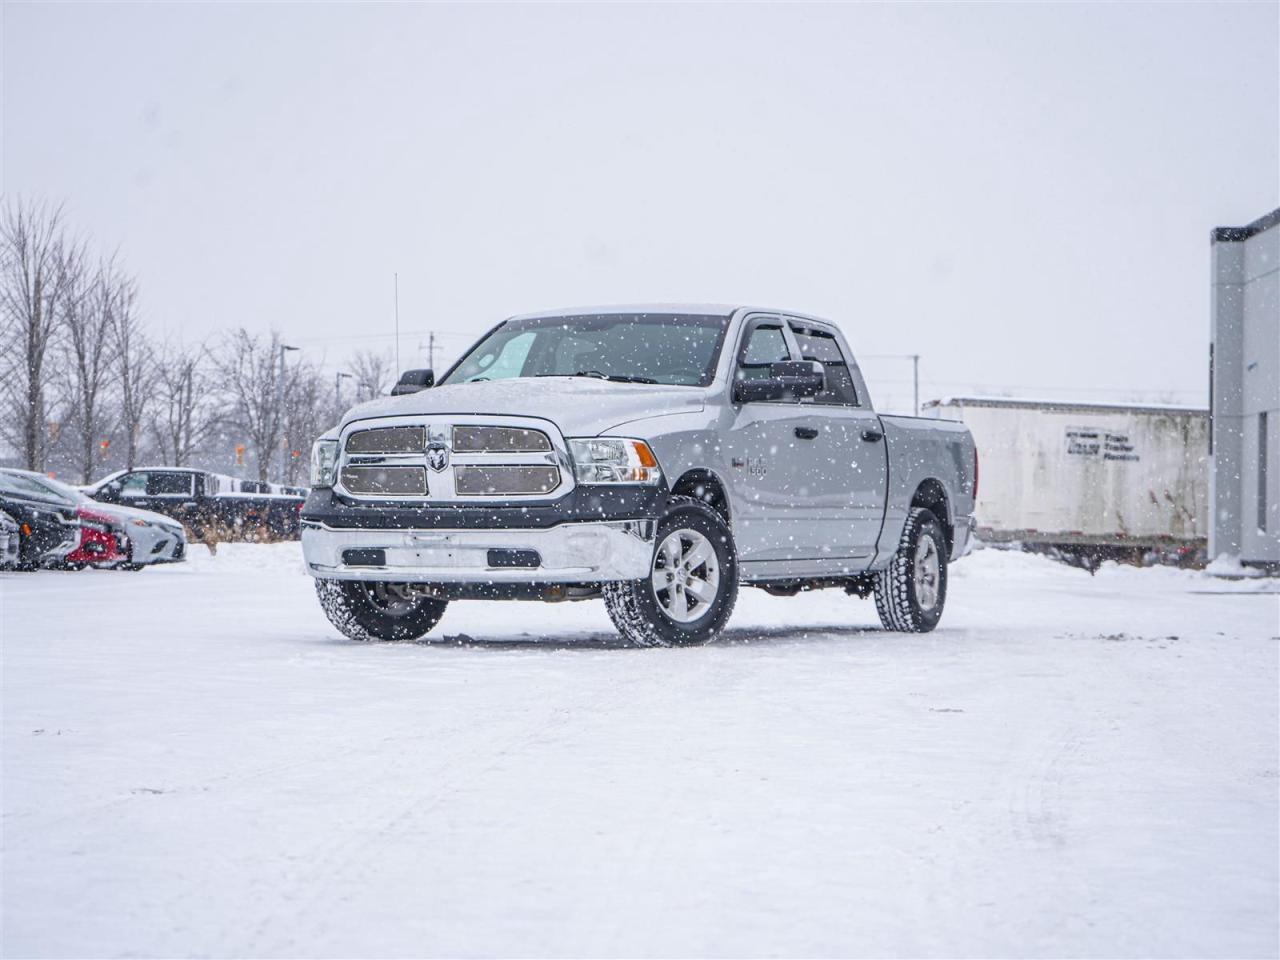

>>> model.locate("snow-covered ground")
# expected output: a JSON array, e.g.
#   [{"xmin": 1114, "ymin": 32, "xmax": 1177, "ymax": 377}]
[{"xmin": 2, "ymin": 545, "xmax": 1276, "ymax": 959}]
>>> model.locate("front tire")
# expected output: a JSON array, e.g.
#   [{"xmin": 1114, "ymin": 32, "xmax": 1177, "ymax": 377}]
[
  {"xmin": 874, "ymin": 507, "xmax": 948, "ymax": 633},
  {"xmin": 603, "ymin": 497, "xmax": 738, "ymax": 647},
  {"xmin": 315, "ymin": 578, "xmax": 448, "ymax": 642}
]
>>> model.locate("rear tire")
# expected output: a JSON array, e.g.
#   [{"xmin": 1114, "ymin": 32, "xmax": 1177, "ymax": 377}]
[
  {"xmin": 315, "ymin": 578, "xmax": 448, "ymax": 642},
  {"xmin": 603, "ymin": 497, "xmax": 738, "ymax": 647},
  {"xmin": 874, "ymin": 507, "xmax": 948, "ymax": 633}
]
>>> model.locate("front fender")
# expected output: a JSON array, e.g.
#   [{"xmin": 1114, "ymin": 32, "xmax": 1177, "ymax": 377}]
[{"xmin": 602, "ymin": 408, "xmax": 730, "ymax": 496}]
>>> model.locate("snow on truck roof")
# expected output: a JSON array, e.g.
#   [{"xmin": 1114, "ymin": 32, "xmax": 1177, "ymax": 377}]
[
  {"xmin": 506, "ymin": 304, "xmax": 833, "ymax": 322},
  {"xmin": 925, "ymin": 396, "xmax": 1209, "ymax": 416}
]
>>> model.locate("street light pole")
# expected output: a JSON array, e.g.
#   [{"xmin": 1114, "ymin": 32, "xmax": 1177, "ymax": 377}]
[{"xmin": 335, "ymin": 371, "xmax": 353, "ymax": 408}]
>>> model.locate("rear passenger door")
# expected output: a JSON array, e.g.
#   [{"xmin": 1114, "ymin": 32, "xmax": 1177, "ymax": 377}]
[{"xmin": 786, "ymin": 320, "xmax": 888, "ymax": 562}]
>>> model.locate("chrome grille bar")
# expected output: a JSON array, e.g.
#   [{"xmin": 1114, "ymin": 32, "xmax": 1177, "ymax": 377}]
[
  {"xmin": 345, "ymin": 426, "xmax": 425, "ymax": 455},
  {"xmin": 453, "ymin": 425, "xmax": 552, "ymax": 453},
  {"xmin": 454, "ymin": 465, "xmax": 560, "ymax": 496}
]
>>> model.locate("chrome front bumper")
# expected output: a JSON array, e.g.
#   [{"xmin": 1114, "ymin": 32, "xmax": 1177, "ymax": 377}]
[{"xmin": 301, "ymin": 519, "xmax": 655, "ymax": 583}]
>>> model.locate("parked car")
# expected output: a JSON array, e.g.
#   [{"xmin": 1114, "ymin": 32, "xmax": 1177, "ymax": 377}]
[
  {"xmin": 0, "ymin": 473, "xmax": 82, "ymax": 570},
  {"xmin": 83, "ymin": 467, "xmax": 306, "ymax": 540},
  {"xmin": 0, "ymin": 470, "xmax": 131, "ymax": 569},
  {"xmin": 62, "ymin": 506, "xmax": 131, "ymax": 569},
  {"xmin": 0, "ymin": 510, "xmax": 21, "ymax": 569},
  {"xmin": 302, "ymin": 304, "xmax": 978, "ymax": 646},
  {"xmin": 3, "ymin": 471, "xmax": 187, "ymax": 570}
]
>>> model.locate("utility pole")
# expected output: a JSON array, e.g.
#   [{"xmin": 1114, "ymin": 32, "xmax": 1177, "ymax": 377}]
[
  {"xmin": 394, "ymin": 272, "xmax": 400, "ymax": 374},
  {"xmin": 275, "ymin": 342, "xmax": 299, "ymax": 481},
  {"xmin": 912, "ymin": 354, "xmax": 920, "ymax": 417},
  {"xmin": 427, "ymin": 331, "xmax": 436, "ymax": 372},
  {"xmin": 860, "ymin": 353, "xmax": 926, "ymax": 415}
]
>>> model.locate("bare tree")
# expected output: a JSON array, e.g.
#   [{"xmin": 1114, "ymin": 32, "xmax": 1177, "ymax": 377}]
[
  {"xmin": 212, "ymin": 328, "xmax": 291, "ymax": 482},
  {"xmin": 0, "ymin": 200, "xmax": 78, "ymax": 470},
  {"xmin": 63, "ymin": 258, "xmax": 122, "ymax": 483},
  {"xmin": 108, "ymin": 269, "xmax": 153, "ymax": 470},
  {"xmin": 350, "ymin": 348, "xmax": 393, "ymax": 402},
  {"xmin": 281, "ymin": 360, "xmax": 326, "ymax": 485},
  {"xmin": 150, "ymin": 340, "xmax": 211, "ymax": 467}
]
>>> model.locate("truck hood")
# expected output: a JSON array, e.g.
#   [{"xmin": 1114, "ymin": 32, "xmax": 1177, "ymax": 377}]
[{"xmin": 341, "ymin": 378, "xmax": 706, "ymax": 437}]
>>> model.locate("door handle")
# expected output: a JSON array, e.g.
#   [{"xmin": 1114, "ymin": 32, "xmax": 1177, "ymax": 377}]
[
  {"xmin": 861, "ymin": 428, "xmax": 884, "ymax": 442},
  {"xmin": 794, "ymin": 426, "xmax": 819, "ymax": 440}
]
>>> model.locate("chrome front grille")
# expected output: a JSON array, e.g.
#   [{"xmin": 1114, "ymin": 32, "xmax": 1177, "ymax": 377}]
[{"xmin": 338, "ymin": 417, "xmax": 569, "ymax": 501}]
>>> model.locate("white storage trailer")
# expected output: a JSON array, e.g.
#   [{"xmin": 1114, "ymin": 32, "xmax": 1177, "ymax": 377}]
[{"xmin": 924, "ymin": 397, "xmax": 1209, "ymax": 551}]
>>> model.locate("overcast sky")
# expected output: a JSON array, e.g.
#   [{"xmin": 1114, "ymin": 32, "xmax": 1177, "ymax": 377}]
[{"xmin": 4, "ymin": 1, "xmax": 1277, "ymax": 411}]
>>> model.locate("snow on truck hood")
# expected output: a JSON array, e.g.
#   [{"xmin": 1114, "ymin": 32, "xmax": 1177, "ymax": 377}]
[{"xmin": 341, "ymin": 377, "xmax": 705, "ymax": 437}]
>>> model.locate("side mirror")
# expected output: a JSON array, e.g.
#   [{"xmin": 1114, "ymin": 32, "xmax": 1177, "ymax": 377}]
[
  {"xmin": 733, "ymin": 360, "xmax": 826, "ymax": 404},
  {"xmin": 391, "ymin": 369, "xmax": 434, "ymax": 396}
]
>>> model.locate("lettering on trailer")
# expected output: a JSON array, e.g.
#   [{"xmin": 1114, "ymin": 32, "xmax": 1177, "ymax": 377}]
[{"xmin": 1065, "ymin": 426, "xmax": 1140, "ymax": 462}]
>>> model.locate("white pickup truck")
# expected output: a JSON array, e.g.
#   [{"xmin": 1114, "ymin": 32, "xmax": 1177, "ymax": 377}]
[{"xmin": 303, "ymin": 305, "xmax": 977, "ymax": 646}]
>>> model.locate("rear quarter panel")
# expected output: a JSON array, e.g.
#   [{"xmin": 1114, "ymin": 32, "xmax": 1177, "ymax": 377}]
[{"xmin": 878, "ymin": 414, "xmax": 977, "ymax": 564}]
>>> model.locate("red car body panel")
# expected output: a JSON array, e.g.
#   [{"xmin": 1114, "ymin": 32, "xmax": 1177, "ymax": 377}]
[{"xmin": 66, "ymin": 508, "xmax": 128, "ymax": 565}]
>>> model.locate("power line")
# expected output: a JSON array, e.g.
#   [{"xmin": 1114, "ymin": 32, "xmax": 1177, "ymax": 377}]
[{"xmin": 288, "ymin": 329, "xmax": 475, "ymax": 346}]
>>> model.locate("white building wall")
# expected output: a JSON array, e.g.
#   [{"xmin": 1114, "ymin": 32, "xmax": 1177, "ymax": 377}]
[{"xmin": 1211, "ymin": 209, "xmax": 1280, "ymax": 565}]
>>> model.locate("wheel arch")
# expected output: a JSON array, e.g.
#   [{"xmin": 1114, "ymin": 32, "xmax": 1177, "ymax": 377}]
[
  {"xmin": 911, "ymin": 478, "xmax": 953, "ymax": 554},
  {"xmin": 670, "ymin": 468, "xmax": 732, "ymax": 527}
]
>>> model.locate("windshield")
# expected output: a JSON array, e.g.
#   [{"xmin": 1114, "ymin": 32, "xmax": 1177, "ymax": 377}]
[
  {"xmin": 24, "ymin": 474, "xmax": 88, "ymax": 505},
  {"xmin": 440, "ymin": 313, "xmax": 730, "ymax": 387},
  {"xmin": 0, "ymin": 471, "xmax": 79, "ymax": 506}
]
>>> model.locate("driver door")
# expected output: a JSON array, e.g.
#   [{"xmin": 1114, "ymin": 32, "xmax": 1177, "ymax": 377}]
[{"xmin": 723, "ymin": 317, "xmax": 827, "ymax": 564}]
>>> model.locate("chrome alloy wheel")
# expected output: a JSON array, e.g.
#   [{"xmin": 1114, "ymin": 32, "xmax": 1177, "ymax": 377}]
[
  {"xmin": 914, "ymin": 533, "xmax": 941, "ymax": 611},
  {"xmin": 651, "ymin": 528, "xmax": 720, "ymax": 624}
]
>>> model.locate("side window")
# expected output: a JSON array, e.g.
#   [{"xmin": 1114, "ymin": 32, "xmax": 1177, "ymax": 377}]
[
  {"xmin": 737, "ymin": 324, "xmax": 790, "ymax": 382},
  {"xmin": 120, "ymin": 473, "xmax": 148, "ymax": 497},
  {"xmin": 147, "ymin": 472, "xmax": 194, "ymax": 497},
  {"xmin": 791, "ymin": 326, "xmax": 859, "ymax": 405}
]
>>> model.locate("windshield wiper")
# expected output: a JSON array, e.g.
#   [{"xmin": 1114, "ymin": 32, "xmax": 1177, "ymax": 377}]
[{"xmin": 536, "ymin": 370, "xmax": 658, "ymax": 384}]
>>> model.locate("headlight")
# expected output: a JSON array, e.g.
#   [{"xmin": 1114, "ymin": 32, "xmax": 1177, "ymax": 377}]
[
  {"xmin": 567, "ymin": 438, "xmax": 662, "ymax": 485},
  {"xmin": 311, "ymin": 438, "xmax": 339, "ymax": 488}
]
